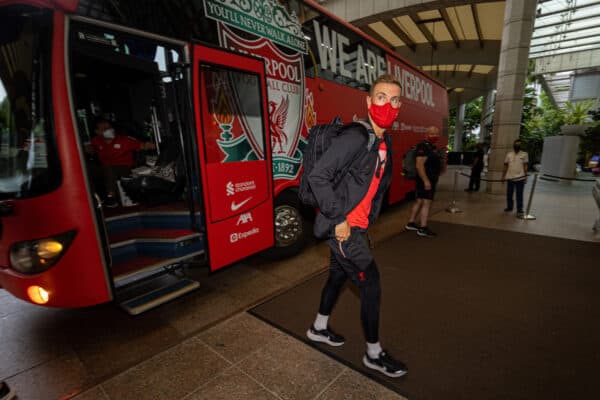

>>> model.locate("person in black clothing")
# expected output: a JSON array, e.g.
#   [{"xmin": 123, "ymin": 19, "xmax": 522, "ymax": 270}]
[
  {"xmin": 405, "ymin": 127, "xmax": 442, "ymax": 237},
  {"xmin": 465, "ymin": 143, "xmax": 484, "ymax": 192},
  {"xmin": 305, "ymin": 74, "xmax": 407, "ymax": 378}
]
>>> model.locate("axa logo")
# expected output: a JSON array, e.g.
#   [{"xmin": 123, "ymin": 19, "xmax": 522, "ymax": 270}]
[
  {"xmin": 236, "ymin": 212, "xmax": 253, "ymax": 226},
  {"xmin": 226, "ymin": 181, "xmax": 235, "ymax": 196}
]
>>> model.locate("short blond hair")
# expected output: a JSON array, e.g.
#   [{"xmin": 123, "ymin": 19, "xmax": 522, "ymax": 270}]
[{"xmin": 370, "ymin": 74, "xmax": 402, "ymax": 95}]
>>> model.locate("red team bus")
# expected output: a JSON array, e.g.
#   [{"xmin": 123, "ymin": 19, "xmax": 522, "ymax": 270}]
[{"xmin": 0, "ymin": 0, "xmax": 448, "ymax": 313}]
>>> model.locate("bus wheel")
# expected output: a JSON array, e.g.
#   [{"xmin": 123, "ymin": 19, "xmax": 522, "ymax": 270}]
[{"xmin": 265, "ymin": 191, "xmax": 308, "ymax": 259}]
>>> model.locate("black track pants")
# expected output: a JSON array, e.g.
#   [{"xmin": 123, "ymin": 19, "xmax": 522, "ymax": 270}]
[{"xmin": 318, "ymin": 229, "xmax": 381, "ymax": 343}]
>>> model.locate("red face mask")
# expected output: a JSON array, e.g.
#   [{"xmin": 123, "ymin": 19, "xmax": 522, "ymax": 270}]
[
  {"xmin": 426, "ymin": 135, "xmax": 439, "ymax": 144},
  {"xmin": 368, "ymin": 102, "xmax": 400, "ymax": 129}
]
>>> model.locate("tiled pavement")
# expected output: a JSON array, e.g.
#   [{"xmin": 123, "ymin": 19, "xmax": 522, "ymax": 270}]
[{"xmin": 1, "ymin": 167, "xmax": 598, "ymax": 399}]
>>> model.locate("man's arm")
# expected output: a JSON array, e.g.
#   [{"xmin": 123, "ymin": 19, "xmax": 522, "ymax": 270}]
[
  {"xmin": 502, "ymin": 153, "xmax": 510, "ymax": 181},
  {"xmin": 416, "ymin": 156, "xmax": 430, "ymax": 190},
  {"xmin": 141, "ymin": 142, "xmax": 156, "ymax": 151}
]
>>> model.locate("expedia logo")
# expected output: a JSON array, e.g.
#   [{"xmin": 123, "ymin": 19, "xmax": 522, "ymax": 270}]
[{"xmin": 230, "ymin": 227, "xmax": 260, "ymax": 243}]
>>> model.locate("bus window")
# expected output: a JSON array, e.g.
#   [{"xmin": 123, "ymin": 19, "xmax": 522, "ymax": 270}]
[
  {"xmin": 289, "ymin": 0, "xmax": 387, "ymax": 92},
  {"xmin": 199, "ymin": 66, "xmax": 266, "ymax": 162},
  {"xmin": 0, "ymin": 5, "xmax": 61, "ymax": 200}
]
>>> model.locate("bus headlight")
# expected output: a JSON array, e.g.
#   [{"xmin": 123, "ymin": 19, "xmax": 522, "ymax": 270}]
[{"xmin": 9, "ymin": 231, "xmax": 77, "ymax": 274}]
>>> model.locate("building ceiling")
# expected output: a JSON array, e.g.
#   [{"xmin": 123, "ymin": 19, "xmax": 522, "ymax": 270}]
[
  {"xmin": 531, "ymin": 0, "xmax": 600, "ymax": 108},
  {"xmin": 531, "ymin": 0, "xmax": 600, "ymax": 59},
  {"xmin": 321, "ymin": 0, "xmax": 600, "ymax": 109},
  {"xmin": 330, "ymin": 0, "xmax": 506, "ymax": 108}
]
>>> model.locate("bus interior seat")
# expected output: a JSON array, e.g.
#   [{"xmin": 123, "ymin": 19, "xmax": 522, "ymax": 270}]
[{"xmin": 120, "ymin": 140, "xmax": 186, "ymax": 206}]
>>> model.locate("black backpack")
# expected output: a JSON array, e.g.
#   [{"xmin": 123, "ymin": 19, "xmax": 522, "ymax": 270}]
[
  {"xmin": 298, "ymin": 117, "xmax": 374, "ymax": 207},
  {"xmin": 402, "ymin": 145, "xmax": 418, "ymax": 179}
]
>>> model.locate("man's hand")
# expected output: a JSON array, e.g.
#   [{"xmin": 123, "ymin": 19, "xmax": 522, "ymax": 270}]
[
  {"xmin": 335, "ymin": 220, "xmax": 351, "ymax": 242},
  {"xmin": 424, "ymin": 180, "xmax": 432, "ymax": 190}
]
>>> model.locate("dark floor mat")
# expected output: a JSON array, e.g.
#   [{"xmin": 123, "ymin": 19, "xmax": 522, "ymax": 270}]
[{"xmin": 250, "ymin": 222, "xmax": 600, "ymax": 400}]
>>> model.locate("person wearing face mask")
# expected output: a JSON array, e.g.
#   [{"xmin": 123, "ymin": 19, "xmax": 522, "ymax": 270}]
[
  {"xmin": 502, "ymin": 139, "xmax": 529, "ymax": 216},
  {"xmin": 305, "ymin": 74, "xmax": 408, "ymax": 378},
  {"xmin": 404, "ymin": 125, "xmax": 442, "ymax": 237},
  {"xmin": 90, "ymin": 118, "xmax": 156, "ymax": 208}
]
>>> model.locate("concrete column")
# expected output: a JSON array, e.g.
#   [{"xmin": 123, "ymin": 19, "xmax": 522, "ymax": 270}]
[
  {"xmin": 480, "ymin": 89, "xmax": 495, "ymax": 144},
  {"xmin": 487, "ymin": 0, "xmax": 537, "ymax": 194},
  {"xmin": 454, "ymin": 102, "xmax": 466, "ymax": 151}
]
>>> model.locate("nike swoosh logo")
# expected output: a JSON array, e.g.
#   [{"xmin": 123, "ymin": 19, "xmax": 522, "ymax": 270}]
[{"xmin": 231, "ymin": 197, "xmax": 252, "ymax": 211}]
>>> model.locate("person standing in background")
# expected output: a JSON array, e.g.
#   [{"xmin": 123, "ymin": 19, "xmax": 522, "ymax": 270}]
[
  {"xmin": 465, "ymin": 143, "xmax": 484, "ymax": 192},
  {"xmin": 503, "ymin": 139, "xmax": 529, "ymax": 216},
  {"xmin": 405, "ymin": 126, "xmax": 442, "ymax": 237}
]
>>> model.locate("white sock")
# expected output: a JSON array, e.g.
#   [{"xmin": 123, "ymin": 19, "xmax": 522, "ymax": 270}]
[
  {"xmin": 367, "ymin": 342, "xmax": 382, "ymax": 359},
  {"xmin": 314, "ymin": 313, "xmax": 329, "ymax": 331}
]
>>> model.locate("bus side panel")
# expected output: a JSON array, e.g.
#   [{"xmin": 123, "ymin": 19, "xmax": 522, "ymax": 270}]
[
  {"xmin": 306, "ymin": 77, "xmax": 366, "ymax": 125},
  {"xmin": 0, "ymin": 12, "xmax": 111, "ymax": 307}
]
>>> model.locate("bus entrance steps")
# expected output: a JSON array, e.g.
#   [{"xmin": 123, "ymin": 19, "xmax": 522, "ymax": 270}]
[
  {"xmin": 119, "ymin": 276, "xmax": 200, "ymax": 315},
  {"xmin": 104, "ymin": 210, "xmax": 206, "ymax": 313},
  {"xmin": 111, "ymin": 251, "xmax": 205, "ymax": 288},
  {"xmin": 109, "ymin": 228, "xmax": 205, "ymax": 270}
]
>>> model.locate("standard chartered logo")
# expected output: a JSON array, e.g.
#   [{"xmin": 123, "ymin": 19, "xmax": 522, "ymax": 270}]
[
  {"xmin": 225, "ymin": 180, "xmax": 257, "ymax": 197},
  {"xmin": 226, "ymin": 181, "xmax": 235, "ymax": 196}
]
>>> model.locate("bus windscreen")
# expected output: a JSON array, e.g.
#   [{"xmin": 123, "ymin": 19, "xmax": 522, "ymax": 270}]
[{"xmin": 0, "ymin": 5, "xmax": 61, "ymax": 200}]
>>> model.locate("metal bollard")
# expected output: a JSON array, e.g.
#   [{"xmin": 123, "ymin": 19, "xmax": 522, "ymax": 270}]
[
  {"xmin": 446, "ymin": 169, "xmax": 462, "ymax": 213},
  {"xmin": 517, "ymin": 173, "xmax": 538, "ymax": 220}
]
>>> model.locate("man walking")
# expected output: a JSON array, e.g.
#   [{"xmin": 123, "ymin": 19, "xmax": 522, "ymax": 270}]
[
  {"xmin": 305, "ymin": 74, "xmax": 407, "ymax": 378},
  {"xmin": 503, "ymin": 139, "xmax": 529, "ymax": 216},
  {"xmin": 405, "ymin": 126, "xmax": 442, "ymax": 237}
]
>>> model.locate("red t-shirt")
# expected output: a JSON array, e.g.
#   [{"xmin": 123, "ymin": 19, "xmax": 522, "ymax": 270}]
[
  {"xmin": 346, "ymin": 141, "xmax": 387, "ymax": 229},
  {"xmin": 92, "ymin": 135, "xmax": 142, "ymax": 167}
]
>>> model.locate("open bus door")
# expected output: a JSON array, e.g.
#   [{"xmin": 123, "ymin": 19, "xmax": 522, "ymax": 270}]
[{"xmin": 192, "ymin": 45, "xmax": 274, "ymax": 271}]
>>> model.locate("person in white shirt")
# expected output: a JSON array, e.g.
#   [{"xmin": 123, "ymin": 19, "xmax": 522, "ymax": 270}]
[{"xmin": 502, "ymin": 139, "xmax": 529, "ymax": 215}]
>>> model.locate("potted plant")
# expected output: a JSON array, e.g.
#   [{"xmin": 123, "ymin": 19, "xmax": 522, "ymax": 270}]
[{"xmin": 560, "ymin": 100, "xmax": 594, "ymax": 135}]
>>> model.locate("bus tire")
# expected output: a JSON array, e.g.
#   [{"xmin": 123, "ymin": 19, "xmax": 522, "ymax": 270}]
[{"xmin": 264, "ymin": 190, "xmax": 309, "ymax": 259}]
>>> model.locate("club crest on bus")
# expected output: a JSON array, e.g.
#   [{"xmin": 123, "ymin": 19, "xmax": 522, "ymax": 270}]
[{"xmin": 219, "ymin": 23, "xmax": 306, "ymax": 180}]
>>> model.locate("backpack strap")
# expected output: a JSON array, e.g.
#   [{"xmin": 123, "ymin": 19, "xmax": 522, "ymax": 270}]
[{"xmin": 354, "ymin": 120, "xmax": 376, "ymax": 151}]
